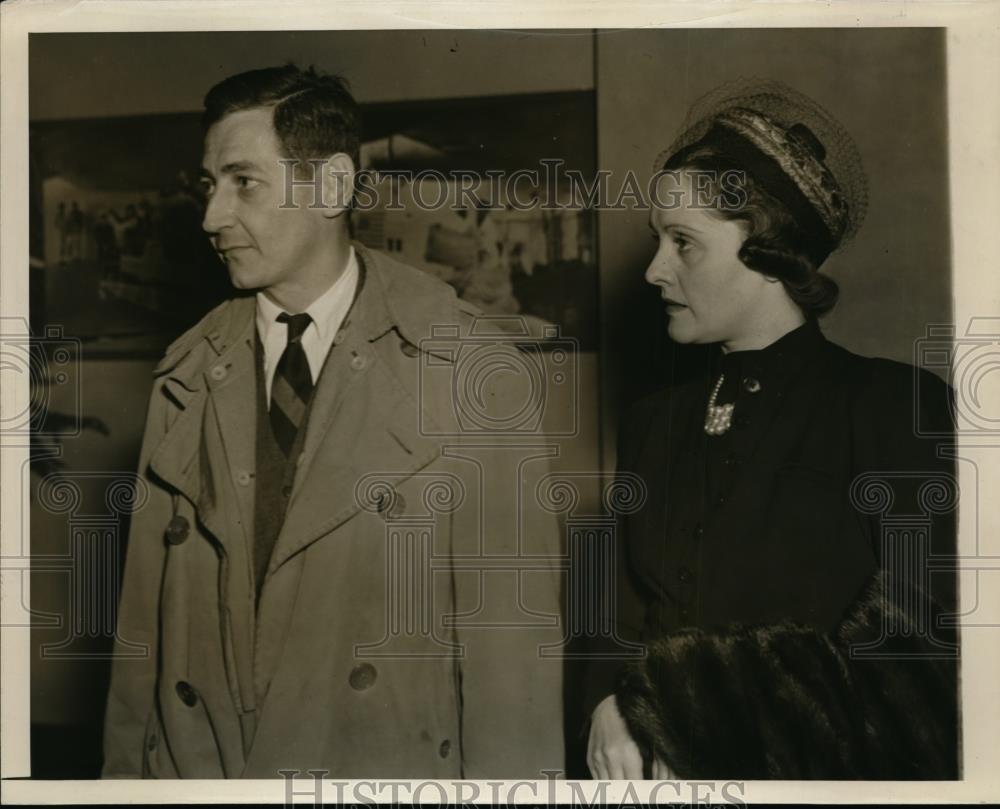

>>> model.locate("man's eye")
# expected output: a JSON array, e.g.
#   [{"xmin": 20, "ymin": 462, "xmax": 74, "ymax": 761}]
[
  {"xmin": 237, "ymin": 176, "xmax": 260, "ymax": 190},
  {"xmin": 199, "ymin": 180, "xmax": 215, "ymax": 198}
]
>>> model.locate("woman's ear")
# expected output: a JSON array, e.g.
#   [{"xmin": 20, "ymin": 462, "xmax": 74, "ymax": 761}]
[{"xmin": 321, "ymin": 153, "xmax": 355, "ymax": 218}]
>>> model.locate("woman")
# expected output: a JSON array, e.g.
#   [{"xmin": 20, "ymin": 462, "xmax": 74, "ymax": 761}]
[{"xmin": 585, "ymin": 82, "xmax": 959, "ymax": 780}]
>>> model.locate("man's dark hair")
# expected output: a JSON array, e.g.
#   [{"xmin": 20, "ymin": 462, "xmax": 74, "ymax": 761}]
[{"xmin": 202, "ymin": 63, "xmax": 361, "ymax": 173}]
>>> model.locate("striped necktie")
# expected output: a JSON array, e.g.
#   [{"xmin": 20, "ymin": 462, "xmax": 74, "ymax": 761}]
[{"xmin": 270, "ymin": 311, "xmax": 314, "ymax": 457}]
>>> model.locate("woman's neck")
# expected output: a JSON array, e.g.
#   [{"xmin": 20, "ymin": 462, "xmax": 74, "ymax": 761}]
[{"xmin": 721, "ymin": 295, "xmax": 806, "ymax": 354}]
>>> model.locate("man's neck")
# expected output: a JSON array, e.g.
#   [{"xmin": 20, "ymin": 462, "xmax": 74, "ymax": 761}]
[{"xmin": 262, "ymin": 241, "xmax": 353, "ymax": 314}]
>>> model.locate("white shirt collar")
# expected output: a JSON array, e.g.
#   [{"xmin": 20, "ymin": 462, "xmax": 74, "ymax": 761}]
[{"xmin": 255, "ymin": 246, "xmax": 359, "ymax": 345}]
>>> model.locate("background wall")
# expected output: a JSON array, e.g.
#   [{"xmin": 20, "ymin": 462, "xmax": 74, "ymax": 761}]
[
  {"xmin": 29, "ymin": 29, "xmax": 595, "ymax": 118},
  {"xmin": 27, "ymin": 28, "xmax": 950, "ymax": 778}
]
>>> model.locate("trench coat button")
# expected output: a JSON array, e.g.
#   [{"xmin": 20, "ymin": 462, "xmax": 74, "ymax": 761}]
[
  {"xmin": 175, "ymin": 681, "xmax": 198, "ymax": 707},
  {"xmin": 210, "ymin": 365, "xmax": 228, "ymax": 381},
  {"xmin": 349, "ymin": 663, "xmax": 377, "ymax": 691},
  {"xmin": 693, "ymin": 523, "xmax": 704, "ymax": 539},
  {"xmin": 350, "ymin": 353, "xmax": 367, "ymax": 371},
  {"xmin": 439, "ymin": 739, "xmax": 451, "ymax": 758},
  {"xmin": 400, "ymin": 340, "xmax": 420, "ymax": 358},
  {"xmin": 164, "ymin": 515, "xmax": 190, "ymax": 545},
  {"xmin": 282, "ymin": 484, "xmax": 293, "ymax": 498},
  {"xmin": 743, "ymin": 377, "xmax": 762, "ymax": 394},
  {"xmin": 236, "ymin": 470, "xmax": 252, "ymax": 487},
  {"xmin": 147, "ymin": 733, "xmax": 158, "ymax": 751},
  {"xmin": 678, "ymin": 567, "xmax": 693, "ymax": 584}
]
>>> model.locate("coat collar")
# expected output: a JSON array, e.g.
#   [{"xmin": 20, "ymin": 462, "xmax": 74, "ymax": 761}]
[
  {"xmin": 148, "ymin": 296, "xmax": 257, "ymax": 550},
  {"xmin": 147, "ymin": 246, "xmax": 456, "ymax": 554},
  {"xmin": 266, "ymin": 245, "xmax": 449, "ymax": 569}
]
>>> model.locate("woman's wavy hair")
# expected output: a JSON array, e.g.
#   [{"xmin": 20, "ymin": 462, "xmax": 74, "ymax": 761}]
[{"xmin": 668, "ymin": 147, "xmax": 840, "ymax": 318}]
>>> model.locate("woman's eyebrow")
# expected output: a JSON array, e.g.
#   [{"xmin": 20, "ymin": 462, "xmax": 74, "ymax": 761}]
[{"xmin": 665, "ymin": 223, "xmax": 704, "ymax": 235}]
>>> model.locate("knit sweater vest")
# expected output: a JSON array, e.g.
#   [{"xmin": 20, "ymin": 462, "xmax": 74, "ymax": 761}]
[
  {"xmin": 253, "ymin": 330, "xmax": 316, "ymax": 603},
  {"xmin": 251, "ymin": 265, "xmax": 364, "ymax": 603}
]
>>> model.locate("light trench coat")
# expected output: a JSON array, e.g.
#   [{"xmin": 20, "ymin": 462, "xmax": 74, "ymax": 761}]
[{"xmin": 102, "ymin": 246, "xmax": 565, "ymax": 779}]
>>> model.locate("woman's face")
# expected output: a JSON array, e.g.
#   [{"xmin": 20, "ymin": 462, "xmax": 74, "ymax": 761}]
[{"xmin": 645, "ymin": 171, "xmax": 778, "ymax": 351}]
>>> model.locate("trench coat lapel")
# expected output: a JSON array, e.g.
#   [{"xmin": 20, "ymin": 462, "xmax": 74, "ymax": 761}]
[
  {"xmin": 149, "ymin": 297, "xmax": 257, "ymax": 553},
  {"xmin": 267, "ymin": 254, "xmax": 443, "ymax": 575}
]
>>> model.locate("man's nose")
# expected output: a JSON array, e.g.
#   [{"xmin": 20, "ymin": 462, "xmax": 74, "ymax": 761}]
[{"xmin": 201, "ymin": 188, "xmax": 233, "ymax": 235}]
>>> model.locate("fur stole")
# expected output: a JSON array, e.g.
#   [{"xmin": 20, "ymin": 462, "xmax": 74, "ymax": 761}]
[{"xmin": 614, "ymin": 570, "xmax": 959, "ymax": 779}]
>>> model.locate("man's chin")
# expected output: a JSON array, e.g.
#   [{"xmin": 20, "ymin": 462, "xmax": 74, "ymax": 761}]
[{"xmin": 226, "ymin": 266, "xmax": 259, "ymax": 290}]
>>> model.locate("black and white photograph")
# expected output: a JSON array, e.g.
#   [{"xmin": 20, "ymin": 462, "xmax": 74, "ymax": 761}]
[{"xmin": 2, "ymin": 2, "xmax": 999, "ymax": 805}]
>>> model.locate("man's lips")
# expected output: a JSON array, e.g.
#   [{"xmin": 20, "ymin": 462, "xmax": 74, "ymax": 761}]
[{"xmin": 663, "ymin": 297, "xmax": 687, "ymax": 309}]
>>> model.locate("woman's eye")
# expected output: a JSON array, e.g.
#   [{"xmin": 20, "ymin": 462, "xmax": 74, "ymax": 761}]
[{"xmin": 673, "ymin": 235, "xmax": 691, "ymax": 252}]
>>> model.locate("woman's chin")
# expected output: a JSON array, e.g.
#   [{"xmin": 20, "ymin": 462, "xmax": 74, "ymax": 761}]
[{"xmin": 666, "ymin": 319, "xmax": 697, "ymax": 345}]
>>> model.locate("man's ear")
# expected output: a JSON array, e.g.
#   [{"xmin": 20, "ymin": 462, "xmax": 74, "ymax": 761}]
[{"xmin": 322, "ymin": 153, "xmax": 355, "ymax": 218}]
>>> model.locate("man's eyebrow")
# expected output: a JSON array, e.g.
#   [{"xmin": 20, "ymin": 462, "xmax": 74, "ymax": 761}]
[
  {"xmin": 221, "ymin": 160, "xmax": 262, "ymax": 175},
  {"xmin": 200, "ymin": 160, "xmax": 263, "ymax": 181}
]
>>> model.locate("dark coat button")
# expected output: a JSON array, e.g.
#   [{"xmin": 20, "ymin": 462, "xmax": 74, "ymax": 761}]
[
  {"xmin": 175, "ymin": 681, "xmax": 197, "ymax": 707},
  {"xmin": 147, "ymin": 733, "xmax": 158, "ymax": 751},
  {"xmin": 349, "ymin": 663, "xmax": 377, "ymax": 691},
  {"xmin": 400, "ymin": 340, "xmax": 420, "ymax": 358},
  {"xmin": 743, "ymin": 377, "xmax": 762, "ymax": 394},
  {"xmin": 439, "ymin": 739, "xmax": 451, "ymax": 758},
  {"xmin": 678, "ymin": 567, "xmax": 693, "ymax": 584},
  {"xmin": 281, "ymin": 484, "xmax": 293, "ymax": 498},
  {"xmin": 164, "ymin": 515, "xmax": 189, "ymax": 545},
  {"xmin": 693, "ymin": 523, "xmax": 704, "ymax": 539}
]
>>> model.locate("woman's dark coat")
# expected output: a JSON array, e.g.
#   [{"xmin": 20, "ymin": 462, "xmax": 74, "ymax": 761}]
[{"xmin": 588, "ymin": 321, "xmax": 959, "ymax": 779}]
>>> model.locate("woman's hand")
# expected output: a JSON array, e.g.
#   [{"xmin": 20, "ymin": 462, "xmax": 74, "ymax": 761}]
[
  {"xmin": 587, "ymin": 695, "xmax": 677, "ymax": 780},
  {"xmin": 586, "ymin": 694, "xmax": 644, "ymax": 779}
]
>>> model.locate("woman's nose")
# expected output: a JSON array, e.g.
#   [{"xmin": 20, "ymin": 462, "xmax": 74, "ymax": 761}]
[{"xmin": 644, "ymin": 248, "xmax": 675, "ymax": 287}]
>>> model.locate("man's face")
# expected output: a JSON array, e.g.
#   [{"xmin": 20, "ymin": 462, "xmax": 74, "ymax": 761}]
[{"xmin": 200, "ymin": 107, "xmax": 329, "ymax": 297}]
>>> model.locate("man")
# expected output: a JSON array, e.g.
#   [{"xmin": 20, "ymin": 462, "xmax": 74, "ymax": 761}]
[{"xmin": 102, "ymin": 65, "xmax": 564, "ymax": 779}]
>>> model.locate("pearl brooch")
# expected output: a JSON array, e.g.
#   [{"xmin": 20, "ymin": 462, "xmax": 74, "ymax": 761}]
[{"xmin": 704, "ymin": 374, "xmax": 734, "ymax": 435}]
